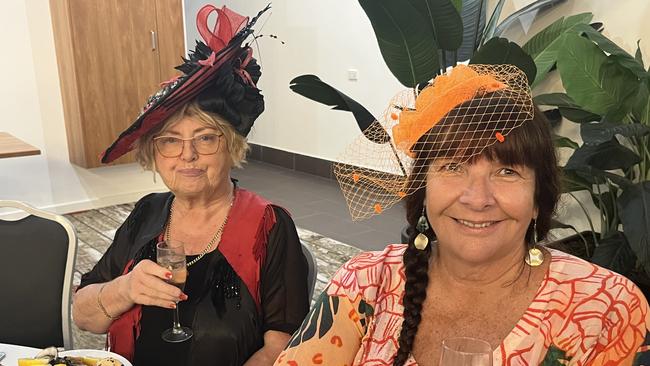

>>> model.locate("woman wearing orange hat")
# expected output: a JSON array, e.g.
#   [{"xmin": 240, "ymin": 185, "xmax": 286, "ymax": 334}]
[{"xmin": 274, "ymin": 65, "xmax": 650, "ymax": 365}]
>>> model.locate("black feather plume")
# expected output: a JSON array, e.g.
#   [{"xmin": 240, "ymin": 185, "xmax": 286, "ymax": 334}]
[{"xmin": 289, "ymin": 75, "xmax": 389, "ymax": 144}]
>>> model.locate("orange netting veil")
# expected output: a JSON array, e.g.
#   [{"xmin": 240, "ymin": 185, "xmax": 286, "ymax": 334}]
[{"xmin": 335, "ymin": 64, "xmax": 533, "ymax": 220}]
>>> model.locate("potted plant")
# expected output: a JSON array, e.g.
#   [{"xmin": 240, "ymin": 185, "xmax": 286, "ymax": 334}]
[{"xmin": 521, "ymin": 12, "xmax": 650, "ymax": 296}]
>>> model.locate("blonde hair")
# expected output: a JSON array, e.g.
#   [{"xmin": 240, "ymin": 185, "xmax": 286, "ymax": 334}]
[{"xmin": 134, "ymin": 102, "xmax": 250, "ymax": 170}]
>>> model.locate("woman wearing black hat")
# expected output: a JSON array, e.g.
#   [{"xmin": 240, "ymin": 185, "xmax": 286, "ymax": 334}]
[{"xmin": 72, "ymin": 5, "xmax": 309, "ymax": 365}]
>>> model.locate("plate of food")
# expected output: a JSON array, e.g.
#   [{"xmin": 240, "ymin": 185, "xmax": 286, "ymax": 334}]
[{"xmin": 17, "ymin": 348, "xmax": 130, "ymax": 366}]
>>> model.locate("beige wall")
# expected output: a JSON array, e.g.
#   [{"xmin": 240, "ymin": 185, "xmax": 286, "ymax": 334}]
[{"xmin": 0, "ymin": 1, "xmax": 170, "ymax": 218}]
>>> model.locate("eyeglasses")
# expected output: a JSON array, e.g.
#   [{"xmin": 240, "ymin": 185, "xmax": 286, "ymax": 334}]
[{"xmin": 153, "ymin": 133, "xmax": 223, "ymax": 158}]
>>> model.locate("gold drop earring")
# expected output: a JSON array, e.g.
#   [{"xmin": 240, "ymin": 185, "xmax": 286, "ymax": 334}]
[
  {"xmin": 414, "ymin": 205, "xmax": 430, "ymax": 250},
  {"xmin": 525, "ymin": 219, "xmax": 544, "ymax": 266}
]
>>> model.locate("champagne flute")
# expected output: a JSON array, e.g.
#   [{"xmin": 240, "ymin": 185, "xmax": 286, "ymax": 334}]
[
  {"xmin": 439, "ymin": 337, "xmax": 492, "ymax": 366},
  {"xmin": 156, "ymin": 240, "xmax": 193, "ymax": 342}
]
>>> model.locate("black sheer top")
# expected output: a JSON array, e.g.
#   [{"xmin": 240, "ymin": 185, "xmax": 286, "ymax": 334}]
[{"xmin": 78, "ymin": 192, "xmax": 310, "ymax": 366}]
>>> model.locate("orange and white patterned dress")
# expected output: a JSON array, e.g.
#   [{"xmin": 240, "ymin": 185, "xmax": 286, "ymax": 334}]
[{"xmin": 275, "ymin": 244, "xmax": 650, "ymax": 366}]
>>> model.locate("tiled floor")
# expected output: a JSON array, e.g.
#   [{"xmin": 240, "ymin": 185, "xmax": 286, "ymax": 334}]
[{"xmin": 232, "ymin": 160, "xmax": 408, "ymax": 251}]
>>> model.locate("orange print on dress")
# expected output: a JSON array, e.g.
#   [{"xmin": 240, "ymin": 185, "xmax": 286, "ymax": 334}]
[
  {"xmin": 312, "ymin": 353, "xmax": 323, "ymax": 364},
  {"xmin": 331, "ymin": 335, "xmax": 343, "ymax": 347}
]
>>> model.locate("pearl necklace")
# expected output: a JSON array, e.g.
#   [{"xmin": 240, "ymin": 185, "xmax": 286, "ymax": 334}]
[{"xmin": 165, "ymin": 193, "xmax": 234, "ymax": 267}]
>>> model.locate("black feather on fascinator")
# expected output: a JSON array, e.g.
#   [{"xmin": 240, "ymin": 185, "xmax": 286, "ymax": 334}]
[{"xmin": 101, "ymin": 3, "xmax": 269, "ymax": 164}]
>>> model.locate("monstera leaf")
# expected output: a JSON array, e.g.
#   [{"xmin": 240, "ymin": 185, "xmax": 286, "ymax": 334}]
[
  {"xmin": 469, "ymin": 37, "xmax": 536, "ymax": 84},
  {"xmin": 557, "ymin": 33, "xmax": 640, "ymax": 121},
  {"xmin": 289, "ymin": 75, "xmax": 388, "ymax": 144},
  {"xmin": 360, "ymin": 0, "xmax": 440, "ymax": 87},
  {"xmin": 618, "ymin": 182, "xmax": 650, "ymax": 276}
]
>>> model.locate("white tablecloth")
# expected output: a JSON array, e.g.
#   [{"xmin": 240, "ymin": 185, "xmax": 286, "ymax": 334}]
[{"xmin": 0, "ymin": 343, "xmax": 41, "ymax": 365}]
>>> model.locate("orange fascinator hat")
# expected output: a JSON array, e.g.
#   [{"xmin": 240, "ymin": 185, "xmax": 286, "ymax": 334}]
[
  {"xmin": 334, "ymin": 64, "xmax": 533, "ymax": 220},
  {"xmin": 392, "ymin": 65, "xmax": 507, "ymax": 155}
]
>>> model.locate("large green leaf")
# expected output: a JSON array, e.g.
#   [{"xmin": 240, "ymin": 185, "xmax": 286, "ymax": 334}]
[
  {"xmin": 590, "ymin": 231, "xmax": 637, "ymax": 277},
  {"xmin": 560, "ymin": 169, "xmax": 592, "ymax": 193},
  {"xmin": 565, "ymin": 139, "xmax": 641, "ymax": 171},
  {"xmin": 289, "ymin": 75, "xmax": 387, "ymax": 143},
  {"xmin": 470, "ymin": 37, "xmax": 536, "ymax": 84},
  {"xmin": 577, "ymin": 166, "xmax": 634, "ymax": 189},
  {"xmin": 632, "ymin": 79, "xmax": 650, "ymax": 124},
  {"xmin": 360, "ymin": 0, "xmax": 440, "ymax": 87},
  {"xmin": 407, "ymin": 0, "xmax": 463, "ymax": 51},
  {"xmin": 523, "ymin": 13, "xmax": 592, "ymax": 58},
  {"xmin": 534, "ymin": 93, "xmax": 601, "ymax": 122},
  {"xmin": 522, "ymin": 13, "xmax": 593, "ymax": 87},
  {"xmin": 544, "ymin": 108, "xmax": 562, "ymax": 127},
  {"xmin": 554, "ymin": 134, "xmax": 579, "ymax": 149},
  {"xmin": 618, "ymin": 182, "xmax": 650, "ymax": 275},
  {"xmin": 492, "ymin": 0, "xmax": 566, "ymax": 38},
  {"xmin": 590, "ymin": 187, "xmax": 618, "ymax": 234},
  {"xmin": 558, "ymin": 107, "xmax": 602, "ymax": 123},
  {"xmin": 576, "ymin": 24, "xmax": 648, "ymax": 79},
  {"xmin": 452, "ymin": 0, "xmax": 486, "ymax": 64},
  {"xmin": 635, "ymin": 40, "xmax": 644, "ymax": 68},
  {"xmin": 534, "ymin": 93, "xmax": 578, "ymax": 107},
  {"xmin": 480, "ymin": 0, "xmax": 505, "ymax": 45},
  {"xmin": 580, "ymin": 121, "xmax": 650, "ymax": 146},
  {"xmin": 557, "ymin": 33, "xmax": 640, "ymax": 121}
]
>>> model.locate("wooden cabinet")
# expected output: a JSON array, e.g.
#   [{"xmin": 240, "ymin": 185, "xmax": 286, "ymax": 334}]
[{"xmin": 50, "ymin": 0, "xmax": 185, "ymax": 168}]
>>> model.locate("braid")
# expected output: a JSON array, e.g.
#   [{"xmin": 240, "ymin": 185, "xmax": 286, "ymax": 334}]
[{"xmin": 393, "ymin": 189, "xmax": 433, "ymax": 366}]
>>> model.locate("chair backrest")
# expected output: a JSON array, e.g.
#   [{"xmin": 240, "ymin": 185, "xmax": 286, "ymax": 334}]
[
  {"xmin": 300, "ymin": 241, "xmax": 318, "ymax": 301},
  {"xmin": 0, "ymin": 200, "xmax": 77, "ymax": 349}
]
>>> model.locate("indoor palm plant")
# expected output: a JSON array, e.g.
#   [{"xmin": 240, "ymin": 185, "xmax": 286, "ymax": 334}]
[{"xmin": 520, "ymin": 11, "xmax": 650, "ymax": 293}]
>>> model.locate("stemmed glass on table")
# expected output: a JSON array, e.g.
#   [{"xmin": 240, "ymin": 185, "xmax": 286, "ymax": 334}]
[
  {"xmin": 156, "ymin": 240, "xmax": 193, "ymax": 342},
  {"xmin": 439, "ymin": 337, "xmax": 492, "ymax": 366}
]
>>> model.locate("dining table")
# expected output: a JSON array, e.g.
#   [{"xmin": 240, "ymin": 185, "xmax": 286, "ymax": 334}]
[
  {"xmin": 0, "ymin": 343, "xmax": 42, "ymax": 365},
  {"xmin": 0, "ymin": 132, "xmax": 40, "ymax": 159},
  {"xmin": 0, "ymin": 343, "xmax": 132, "ymax": 366}
]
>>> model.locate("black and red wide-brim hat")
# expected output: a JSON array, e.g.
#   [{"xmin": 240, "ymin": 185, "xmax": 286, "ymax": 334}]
[{"xmin": 100, "ymin": 4, "xmax": 270, "ymax": 164}]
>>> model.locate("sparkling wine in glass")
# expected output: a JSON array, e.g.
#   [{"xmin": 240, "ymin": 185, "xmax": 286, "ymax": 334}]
[
  {"xmin": 439, "ymin": 337, "xmax": 492, "ymax": 366},
  {"xmin": 156, "ymin": 240, "xmax": 193, "ymax": 342}
]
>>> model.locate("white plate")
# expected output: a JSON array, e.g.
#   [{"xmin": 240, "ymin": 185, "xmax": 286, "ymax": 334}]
[{"xmin": 59, "ymin": 349, "xmax": 132, "ymax": 366}]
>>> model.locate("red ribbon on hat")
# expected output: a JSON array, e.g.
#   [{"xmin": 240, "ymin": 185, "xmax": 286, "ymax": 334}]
[{"xmin": 196, "ymin": 5, "xmax": 256, "ymax": 87}]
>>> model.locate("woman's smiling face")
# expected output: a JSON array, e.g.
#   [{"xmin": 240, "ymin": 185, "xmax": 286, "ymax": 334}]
[
  {"xmin": 154, "ymin": 116, "xmax": 232, "ymax": 198},
  {"xmin": 425, "ymin": 156, "xmax": 537, "ymax": 264}
]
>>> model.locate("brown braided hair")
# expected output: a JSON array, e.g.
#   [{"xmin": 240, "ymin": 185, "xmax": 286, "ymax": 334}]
[{"xmin": 392, "ymin": 97, "xmax": 560, "ymax": 365}]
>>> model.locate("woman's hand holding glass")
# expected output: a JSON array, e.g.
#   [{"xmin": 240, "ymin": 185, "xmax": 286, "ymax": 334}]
[
  {"xmin": 121, "ymin": 257, "xmax": 187, "ymax": 309},
  {"xmin": 156, "ymin": 240, "xmax": 192, "ymax": 342}
]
